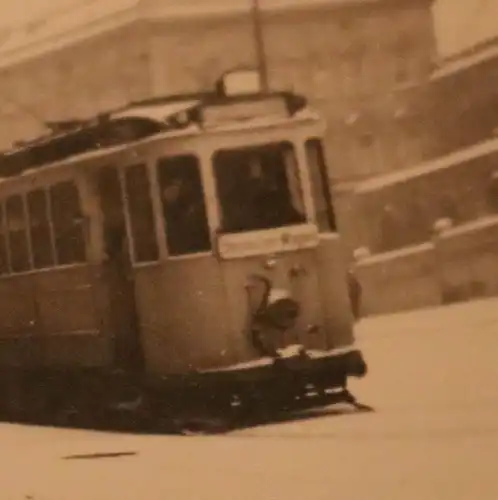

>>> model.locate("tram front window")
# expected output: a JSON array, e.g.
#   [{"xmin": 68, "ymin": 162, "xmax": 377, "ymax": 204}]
[
  {"xmin": 213, "ymin": 141, "xmax": 306, "ymax": 233},
  {"xmin": 157, "ymin": 154, "xmax": 211, "ymax": 256}
]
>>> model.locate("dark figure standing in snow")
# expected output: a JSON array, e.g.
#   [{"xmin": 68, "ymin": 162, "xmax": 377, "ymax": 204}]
[{"xmin": 347, "ymin": 269, "xmax": 362, "ymax": 321}]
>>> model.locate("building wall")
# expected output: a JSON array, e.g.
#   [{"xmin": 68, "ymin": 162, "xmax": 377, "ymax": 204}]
[
  {"xmin": 337, "ymin": 138, "xmax": 498, "ymax": 258},
  {"xmin": 403, "ymin": 38, "xmax": 498, "ymax": 163},
  {"xmin": 0, "ymin": 21, "xmax": 151, "ymax": 148},
  {"xmin": 434, "ymin": 65, "xmax": 498, "ymax": 158},
  {"xmin": 0, "ymin": 1, "xmax": 436, "ymax": 182},
  {"xmin": 354, "ymin": 215, "xmax": 498, "ymax": 317},
  {"xmin": 344, "ymin": 39, "xmax": 498, "ymax": 315},
  {"xmin": 335, "ymin": 40, "xmax": 498, "ymax": 258}
]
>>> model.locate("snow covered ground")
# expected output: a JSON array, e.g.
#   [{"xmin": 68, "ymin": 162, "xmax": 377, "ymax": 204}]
[{"xmin": 2, "ymin": 298, "xmax": 498, "ymax": 500}]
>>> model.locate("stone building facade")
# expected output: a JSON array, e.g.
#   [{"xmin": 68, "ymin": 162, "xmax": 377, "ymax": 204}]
[
  {"xmin": 411, "ymin": 36, "xmax": 498, "ymax": 160},
  {"xmin": 336, "ymin": 37, "xmax": 498, "ymax": 256},
  {"xmin": 0, "ymin": 0, "xmax": 436, "ymax": 181}
]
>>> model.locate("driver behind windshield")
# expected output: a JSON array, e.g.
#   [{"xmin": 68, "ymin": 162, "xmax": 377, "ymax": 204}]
[
  {"xmin": 222, "ymin": 157, "xmax": 305, "ymax": 233},
  {"xmin": 244, "ymin": 175, "xmax": 304, "ymax": 229}
]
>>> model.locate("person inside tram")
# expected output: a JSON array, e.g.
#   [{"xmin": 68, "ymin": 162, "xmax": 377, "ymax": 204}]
[
  {"xmin": 160, "ymin": 169, "xmax": 211, "ymax": 256},
  {"xmin": 247, "ymin": 175, "xmax": 304, "ymax": 229},
  {"xmin": 104, "ymin": 207, "xmax": 127, "ymax": 261},
  {"xmin": 225, "ymin": 155, "xmax": 305, "ymax": 232},
  {"xmin": 98, "ymin": 172, "xmax": 130, "ymax": 265}
]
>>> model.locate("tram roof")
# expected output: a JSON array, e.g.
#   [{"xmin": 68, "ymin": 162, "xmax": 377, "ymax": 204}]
[{"xmin": 0, "ymin": 84, "xmax": 313, "ymax": 179}]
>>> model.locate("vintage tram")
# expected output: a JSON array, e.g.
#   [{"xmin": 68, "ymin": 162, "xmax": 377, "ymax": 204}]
[{"xmin": 0, "ymin": 70, "xmax": 369, "ymax": 432}]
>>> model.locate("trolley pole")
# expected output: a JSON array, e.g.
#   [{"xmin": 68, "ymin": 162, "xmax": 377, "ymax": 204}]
[{"xmin": 251, "ymin": 0, "xmax": 269, "ymax": 92}]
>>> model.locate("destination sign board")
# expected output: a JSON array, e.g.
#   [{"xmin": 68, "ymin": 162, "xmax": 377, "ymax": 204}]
[{"xmin": 217, "ymin": 224, "xmax": 319, "ymax": 260}]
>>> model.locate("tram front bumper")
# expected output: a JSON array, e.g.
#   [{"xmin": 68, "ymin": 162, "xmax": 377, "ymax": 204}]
[
  {"xmin": 201, "ymin": 345, "xmax": 368, "ymax": 387},
  {"xmin": 293, "ymin": 346, "xmax": 366, "ymax": 376},
  {"xmin": 151, "ymin": 346, "xmax": 369, "ymax": 419},
  {"xmin": 204, "ymin": 345, "xmax": 369, "ymax": 414}
]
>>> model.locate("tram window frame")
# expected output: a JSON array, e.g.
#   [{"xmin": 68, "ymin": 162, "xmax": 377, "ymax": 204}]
[
  {"xmin": 0, "ymin": 203, "xmax": 9, "ymax": 275},
  {"xmin": 5, "ymin": 194, "xmax": 31, "ymax": 273},
  {"xmin": 212, "ymin": 141, "xmax": 307, "ymax": 234},
  {"xmin": 49, "ymin": 181, "xmax": 87, "ymax": 266},
  {"xmin": 27, "ymin": 188, "xmax": 55, "ymax": 269},
  {"xmin": 304, "ymin": 138, "xmax": 338, "ymax": 233},
  {"xmin": 156, "ymin": 154, "xmax": 212, "ymax": 257},
  {"xmin": 122, "ymin": 163, "xmax": 159, "ymax": 264}
]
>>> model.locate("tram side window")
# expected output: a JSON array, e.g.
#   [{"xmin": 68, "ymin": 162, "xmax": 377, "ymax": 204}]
[
  {"xmin": 123, "ymin": 163, "xmax": 159, "ymax": 263},
  {"xmin": 27, "ymin": 189, "xmax": 54, "ymax": 269},
  {"xmin": 213, "ymin": 141, "xmax": 306, "ymax": 233},
  {"xmin": 305, "ymin": 139, "xmax": 337, "ymax": 232},
  {"xmin": 157, "ymin": 155, "xmax": 211, "ymax": 256},
  {"xmin": 5, "ymin": 195, "xmax": 30, "ymax": 273},
  {"xmin": 0, "ymin": 204, "xmax": 9, "ymax": 275},
  {"xmin": 49, "ymin": 181, "xmax": 86, "ymax": 265}
]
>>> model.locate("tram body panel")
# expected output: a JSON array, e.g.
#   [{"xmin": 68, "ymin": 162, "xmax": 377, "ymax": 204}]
[
  {"xmin": 33, "ymin": 264, "xmax": 113, "ymax": 368},
  {"xmin": 0, "ymin": 274, "xmax": 40, "ymax": 367},
  {"xmin": 285, "ymin": 247, "xmax": 331, "ymax": 350},
  {"xmin": 0, "ymin": 163, "xmax": 127, "ymax": 371},
  {"xmin": 217, "ymin": 234, "xmax": 355, "ymax": 361},
  {"xmin": 0, "ymin": 268, "xmax": 114, "ymax": 369},
  {"xmin": 33, "ymin": 265, "xmax": 98, "ymax": 335},
  {"xmin": 315, "ymin": 235, "xmax": 356, "ymax": 349},
  {"xmin": 0, "ymin": 247, "xmax": 118, "ymax": 369},
  {"xmin": 132, "ymin": 257, "xmax": 234, "ymax": 375},
  {"xmin": 132, "ymin": 241, "xmax": 357, "ymax": 376},
  {"xmin": 220, "ymin": 247, "xmax": 329, "ymax": 353}
]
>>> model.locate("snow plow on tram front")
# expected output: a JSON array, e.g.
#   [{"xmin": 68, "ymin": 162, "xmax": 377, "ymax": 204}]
[{"xmin": 0, "ymin": 69, "xmax": 370, "ymax": 433}]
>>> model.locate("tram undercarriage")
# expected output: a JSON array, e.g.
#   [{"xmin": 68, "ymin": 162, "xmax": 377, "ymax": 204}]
[
  {"xmin": 0, "ymin": 344, "xmax": 371, "ymax": 434},
  {"xmin": 147, "ymin": 345, "xmax": 372, "ymax": 433}
]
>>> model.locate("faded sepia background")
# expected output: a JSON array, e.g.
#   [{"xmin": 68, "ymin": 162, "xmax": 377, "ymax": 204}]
[{"xmin": 1, "ymin": 2, "xmax": 498, "ymax": 500}]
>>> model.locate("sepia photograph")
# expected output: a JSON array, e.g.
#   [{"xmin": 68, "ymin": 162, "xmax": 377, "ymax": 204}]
[{"xmin": 0, "ymin": 0, "xmax": 497, "ymax": 498}]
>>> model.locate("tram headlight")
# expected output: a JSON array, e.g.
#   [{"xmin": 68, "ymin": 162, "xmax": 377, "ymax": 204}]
[{"xmin": 262, "ymin": 288, "xmax": 300, "ymax": 330}]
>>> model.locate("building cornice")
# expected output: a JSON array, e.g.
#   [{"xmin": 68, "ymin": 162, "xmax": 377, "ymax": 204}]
[
  {"xmin": 0, "ymin": 0, "xmax": 434, "ymax": 71},
  {"xmin": 431, "ymin": 39, "xmax": 498, "ymax": 82},
  {"xmin": 0, "ymin": 1, "xmax": 139, "ymax": 70}
]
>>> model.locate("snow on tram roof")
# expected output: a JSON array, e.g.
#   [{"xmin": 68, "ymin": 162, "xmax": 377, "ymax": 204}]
[
  {"xmin": 111, "ymin": 99, "xmax": 201, "ymax": 123},
  {"xmin": 0, "ymin": 79, "xmax": 320, "ymax": 183},
  {"xmin": 4, "ymin": 106, "xmax": 317, "ymax": 184},
  {"xmin": 15, "ymin": 124, "xmax": 200, "ymax": 176}
]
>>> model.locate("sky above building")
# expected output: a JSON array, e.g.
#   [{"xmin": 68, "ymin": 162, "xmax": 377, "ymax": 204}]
[
  {"xmin": 2, "ymin": 0, "xmax": 498, "ymax": 57},
  {"xmin": 432, "ymin": 0, "xmax": 498, "ymax": 56}
]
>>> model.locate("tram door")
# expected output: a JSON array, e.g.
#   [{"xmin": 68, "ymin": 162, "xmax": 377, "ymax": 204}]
[{"xmin": 96, "ymin": 167, "xmax": 144, "ymax": 376}]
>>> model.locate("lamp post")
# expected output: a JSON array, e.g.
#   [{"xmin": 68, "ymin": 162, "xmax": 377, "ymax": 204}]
[{"xmin": 251, "ymin": 0, "xmax": 269, "ymax": 92}]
